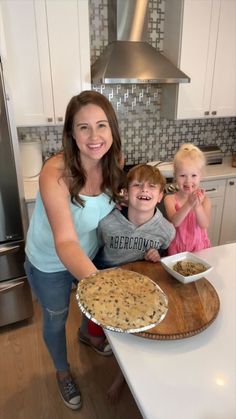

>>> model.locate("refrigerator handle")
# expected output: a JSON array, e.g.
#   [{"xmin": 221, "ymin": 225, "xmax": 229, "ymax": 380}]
[{"xmin": 0, "ymin": 244, "xmax": 20, "ymax": 256}]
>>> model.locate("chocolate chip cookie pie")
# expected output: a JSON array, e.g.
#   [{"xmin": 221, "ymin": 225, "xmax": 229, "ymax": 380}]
[{"xmin": 76, "ymin": 268, "xmax": 168, "ymax": 332}]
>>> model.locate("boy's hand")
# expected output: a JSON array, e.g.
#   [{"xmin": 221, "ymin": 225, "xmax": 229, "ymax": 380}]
[{"xmin": 144, "ymin": 248, "xmax": 161, "ymax": 263}]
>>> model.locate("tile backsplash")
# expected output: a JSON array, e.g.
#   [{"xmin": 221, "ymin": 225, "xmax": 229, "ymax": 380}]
[{"xmin": 17, "ymin": 0, "xmax": 236, "ymax": 165}]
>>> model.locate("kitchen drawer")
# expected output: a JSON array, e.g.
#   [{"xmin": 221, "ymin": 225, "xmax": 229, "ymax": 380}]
[
  {"xmin": 201, "ymin": 179, "xmax": 226, "ymax": 197},
  {"xmin": 220, "ymin": 177, "xmax": 236, "ymax": 245},
  {"xmin": 0, "ymin": 240, "xmax": 25, "ymax": 281},
  {"xmin": 201, "ymin": 179, "xmax": 226, "ymax": 246},
  {"xmin": 0, "ymin": 277, "xmax": 33, "ymax": 326}
]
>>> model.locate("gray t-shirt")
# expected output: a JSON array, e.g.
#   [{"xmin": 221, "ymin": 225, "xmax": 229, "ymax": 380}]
[{"xmin": 94, "ymin": 207, "xmax": 175, "ymax": 268}]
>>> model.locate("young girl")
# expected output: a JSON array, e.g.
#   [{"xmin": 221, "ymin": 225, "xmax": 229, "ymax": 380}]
[{"xmin": 164, "ymin": 143, "xmax": 211, "ymax": 255}]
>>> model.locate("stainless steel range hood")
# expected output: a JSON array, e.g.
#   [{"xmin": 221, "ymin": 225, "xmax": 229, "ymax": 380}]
[{"xmin": 91, "ymin": 0, "xmax": 190, "ymax": 85}]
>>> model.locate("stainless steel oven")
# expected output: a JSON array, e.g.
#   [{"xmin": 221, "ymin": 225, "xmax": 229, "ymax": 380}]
[
  {"xmin": 0, "ymin": 241, "xmax": 33, "ymax": 327},
  {"xmin": 0, "ymin": 59, "xmax": 33, "ymax": 327}
]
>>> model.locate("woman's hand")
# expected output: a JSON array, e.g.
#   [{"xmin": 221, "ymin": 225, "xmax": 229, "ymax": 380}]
[{"xmin": 144, "ymin": 248, "xmax": 161, "ymax": 263}]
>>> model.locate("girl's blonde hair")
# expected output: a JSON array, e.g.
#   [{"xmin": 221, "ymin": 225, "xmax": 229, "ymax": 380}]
[{"xmin": 173, "ymin": 143, "xmax": 206, "ymax": 172}]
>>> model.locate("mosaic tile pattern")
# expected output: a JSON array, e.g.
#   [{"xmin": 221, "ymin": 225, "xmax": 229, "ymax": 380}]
[
  {"xmin": 18, "ymin": 0, "xmax": 236, "ymax": 164},
  {"xmin": 18, "ymin": 126, "xmax": 63, "ymax": 159},
  {"xmin": 90, "ymin": 0, "xmax": 108, "ymax": 64}
]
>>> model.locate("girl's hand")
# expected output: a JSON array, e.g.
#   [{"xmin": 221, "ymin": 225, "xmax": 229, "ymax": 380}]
[
  {"xmin": 144, "ymin": 248, "xmax": 161, "ymax": 263},
  {"xmin": 188, "ymin": 192, "xmax": 199, "ymax": 208},
  {"xmin": 193, "ymin": 188, "xmax": 205, "ymax": 205}
]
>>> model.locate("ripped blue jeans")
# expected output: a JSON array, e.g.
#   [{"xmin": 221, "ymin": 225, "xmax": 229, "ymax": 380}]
[{"xmin": 24, "ymin": 257, "xmax": 75, "ymax": 372}]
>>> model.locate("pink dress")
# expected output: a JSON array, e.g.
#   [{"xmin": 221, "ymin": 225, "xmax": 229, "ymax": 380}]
[{"xmin": 168, "ymin": 194, "xmax": 211, "ymax": 256}]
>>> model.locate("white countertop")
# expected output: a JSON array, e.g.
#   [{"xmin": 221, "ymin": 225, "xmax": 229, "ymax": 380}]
[
  {"xmin": 149, "ymin": 157, "xmax": 236, "ymax": 180},
  {"xmin": 106, "ymin": 243, "xmax": 236, "ymax": 419},
  {"xmin": 203, "ymin": 157, "xmax": 236, "ymax": 180},
  {"xmin": 23, "ymin": 158, "xmax": 236, "ymax": 202}
]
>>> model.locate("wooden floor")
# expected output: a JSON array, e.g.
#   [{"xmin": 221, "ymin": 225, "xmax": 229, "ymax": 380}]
[{"xmin": 0, "ymin": 290, "xmax": 142, "ymax": 419}]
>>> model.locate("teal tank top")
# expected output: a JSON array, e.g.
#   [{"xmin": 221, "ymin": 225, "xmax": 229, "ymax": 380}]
[{"xmin": 25, "ymin": 191, "xmax": 115, "ymax": 272}]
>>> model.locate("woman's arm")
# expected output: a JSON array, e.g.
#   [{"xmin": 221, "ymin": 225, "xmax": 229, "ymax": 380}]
[{"xmin": 39, "ymin": 156, "xmax": 97, "ymax": 280}]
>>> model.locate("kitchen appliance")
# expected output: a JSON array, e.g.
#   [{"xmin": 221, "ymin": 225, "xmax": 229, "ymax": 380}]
[
  {"xmin": 19, "ymin": 136, "xmax": 43, "ymax": 179},
  {"xmin": 147, "ymin": 161, "xmax": 174, "ymax": 178},
  {"xmin": 0, "ymin": 59, "xmax": 33, "ymax": 327},
  {"xmin": 199, "ymin": 145, "xmax": 223, "ymax": 165},
  {"xmin": 91, "ymin": 0, "xmax": 190, "ymax": 84}
]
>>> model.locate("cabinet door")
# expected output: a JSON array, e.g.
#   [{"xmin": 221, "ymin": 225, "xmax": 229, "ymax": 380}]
[
  {"xmin": 41, "ymin": 0, "xmax": 91, "ymax": 124},
  {"xmin": 163, "ymin": 0, "xmax": 213, "ymax": 119},
  {"xmin": 1, "ymin": 0, "xmax": 91, "ymax": 126},
  {"xmin": 220, "ymin": 178, "xmax": 236, "ymax": 244},
  {"xmin": 201, "ymin": 179, "xmax": 225, "ymax": 246},
  {"xmin": 177, "ymin": 0, "xmax": 213, "ymax": 119},
  {"xmin": 0, "ymin": 0, "xmax": 54, "ymax": 126},
  {"xmin": 207, "ymin": 196, "xmax": 224, "ymax": 246},
  {"xmin": 179, "ymin": 0, "xmax": 236, "ymax": 119},
  {"xmin": 162, "ymin": 0, "xmax": 236, "ymax": 120},
  {"xmin": 209, "ymin": 0, "xmax": 236, "ymax": 117}
]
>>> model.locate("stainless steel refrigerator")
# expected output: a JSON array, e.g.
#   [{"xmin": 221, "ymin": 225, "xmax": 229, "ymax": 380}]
[{"xmin": 0, "ymin": 59, "xmax": 33, "ymax": 326}]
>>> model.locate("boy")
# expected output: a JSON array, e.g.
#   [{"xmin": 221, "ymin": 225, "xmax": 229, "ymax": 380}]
[
  {"xmin": 93, "ymin": 164, "xmax": 176, "ymax": 402},
  {"xmin": 94, "ymin": 164, "xmax": 175, "ymax": 269}
]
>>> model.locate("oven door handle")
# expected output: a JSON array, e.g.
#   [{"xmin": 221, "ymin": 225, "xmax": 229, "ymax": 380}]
[
  {"xmin": 0, "ymin": 279, "xmax": 25, "ymax": 293},
  {"xmin": 0, "ymin": 244, "xmax": 20, "ymax": 256}
]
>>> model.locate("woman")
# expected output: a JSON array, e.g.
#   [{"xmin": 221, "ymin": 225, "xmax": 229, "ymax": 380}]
[{"xmin": 24, "ymin": 91, "xmax": 124, "ymax": 410}]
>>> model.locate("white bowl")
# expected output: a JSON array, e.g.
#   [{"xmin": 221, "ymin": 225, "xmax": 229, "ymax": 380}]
[{"xmin": 161, "ymin": 252, "xmax": 213, "ymax": 284}]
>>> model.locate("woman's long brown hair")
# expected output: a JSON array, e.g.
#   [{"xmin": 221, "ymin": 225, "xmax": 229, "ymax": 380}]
[{"xmin": 62, "ymin": 91, "xmax": 125, "ymax": 206}]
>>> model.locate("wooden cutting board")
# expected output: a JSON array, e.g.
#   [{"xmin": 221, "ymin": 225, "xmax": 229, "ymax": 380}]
[{"xmin": 121, "ymin": 261, "xmax": 220, "ymax": 340}]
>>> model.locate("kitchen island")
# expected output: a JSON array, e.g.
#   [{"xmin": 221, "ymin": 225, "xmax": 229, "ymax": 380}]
[{"xmin": 106, "ymin": 243, "xmax": 236, "ymax": 419}]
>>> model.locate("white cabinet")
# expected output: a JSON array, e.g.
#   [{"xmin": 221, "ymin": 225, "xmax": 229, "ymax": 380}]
[
  {"xmin": 201, "ymin": 179, "xmax": 226, "ymax": 246},
  {"xmin": 0, "ymin": 0, "xmax": 91, "ymax": 126},
  {"xmin": 162, "ymin": 0, "xmax": 236, "ymax": 119},
  {"xmin": 219, "ymin": 178, "xmax": 236, "ymax": 244}
]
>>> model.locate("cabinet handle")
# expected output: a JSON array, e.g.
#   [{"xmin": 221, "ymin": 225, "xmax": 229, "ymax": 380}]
[
  {"xmin": 47, "ymin": 117, "xmax": 53, "ymax": 122},
  {"xmin": 0, "ymin": 280, "xmax": 25, "ymax": 293},
  {"xmin": 204, "ymin": 111, "xmax": 210, "ymax": 115},
  {"xmin": 211, "ymin": 111, "xmax": 217, "ymax": 115},
  {"xmin": 57, "ymin": 117, "xmax": 63, "ymax": 122},
  {"xmin": 205, "ymin": 188, "xmax": 217, "ymax": 192},
  {"xmin": 0, "ymin": 244, "xmax": 20, "ymax": 256},
  {"xmin": 229, "ymin": 181, "xmax": 235, "ymax": 186}
]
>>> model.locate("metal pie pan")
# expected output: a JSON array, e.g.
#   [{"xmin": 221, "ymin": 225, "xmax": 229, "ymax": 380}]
[{"xmin": 76, "ymin": 273, "xmax": 168, "ymax": 333}]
